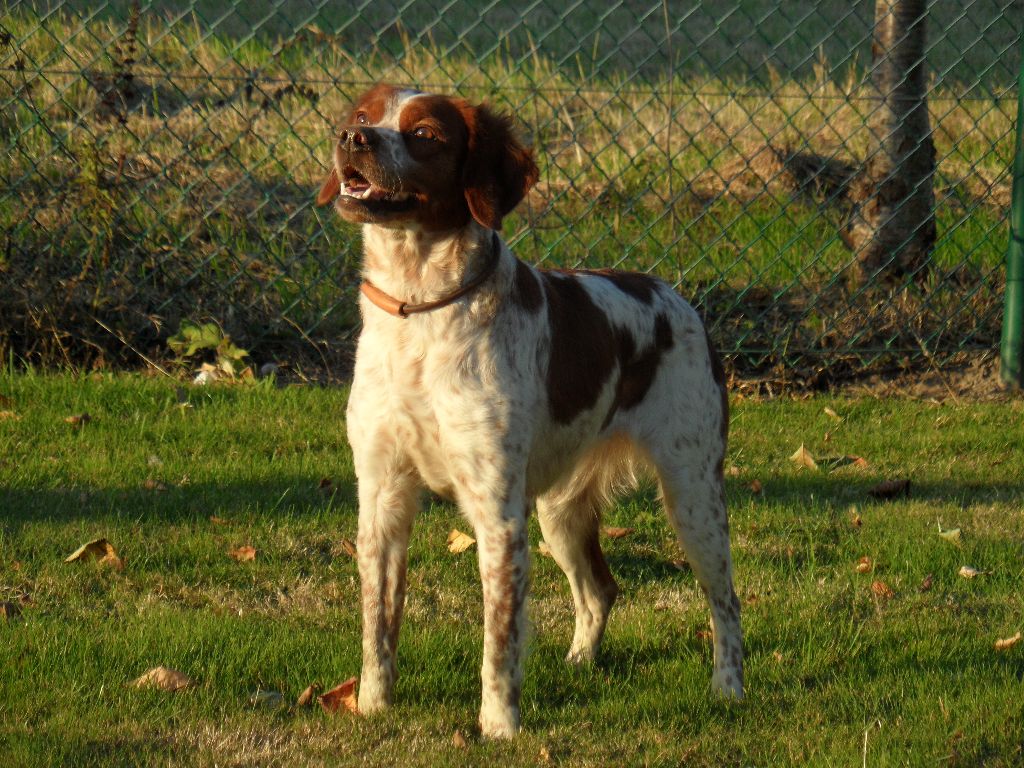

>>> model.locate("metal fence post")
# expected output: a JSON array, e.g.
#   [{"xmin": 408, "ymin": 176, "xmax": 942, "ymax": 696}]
[{"xmin": 1000, "ymin": 49, "xmax": 1024, "ymax": 389}]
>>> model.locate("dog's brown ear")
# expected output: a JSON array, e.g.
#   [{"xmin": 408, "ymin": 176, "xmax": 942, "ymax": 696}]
[
  {"xmin": 459, "ymin": 103, "xmax": 538, "ymax": 231},
  {"xmin": 316, "ymin": 167, "xmax": 340, "ymax": 207}
]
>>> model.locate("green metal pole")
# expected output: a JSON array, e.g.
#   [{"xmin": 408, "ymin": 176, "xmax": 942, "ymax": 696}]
[{"xmin": 1000, "ymin": 47, "xmax": 1024, "ymax": 388}]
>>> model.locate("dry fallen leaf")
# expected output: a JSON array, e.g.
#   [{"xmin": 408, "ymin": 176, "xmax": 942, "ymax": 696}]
[
  {"xmin": 958, "ymin": 565, "xmax": 984, "ymax": 579},
  {"xmin": 695, "ymin": 629, "xmax": 712, "ymax": 642},
  {"xmin": 772, "ymin": 650, "xmax": 784, "ymax": 663},
  {"xmin": 452, "ymin": 730, "xmax": 468, "ymax": 749},
  {"xmin": 142, "ymin": 478, "xmax": 168, "ymax": 492},
  {"xmin": 871, "ymin": 580, "xmax": 895, "ymax": 599},
  {"xmin": 539, "ymin": 745, "xmax": 553, "ymax": 764},
  {"xmin": 296, "ymin": 684, "xmax": 320, "ymax": 707},
  {"xmin": 789, "ymin": 443, "xmax": 818, "ymax": 470},
  {"xmin": 937, "ymin": 525, "xmax": 962, "ymax": 546},
  {"xmin": 249, "ymin": 689, "xmax": 285, "ymax": 708},
  {"xmin": 133, "ymin": 666, "xmax": 195, "ymax": 692},
  {"xmin": 918, "ymin": 573, "xmax": 934, "ymax": 592},
  {"xmin": 208, "ymin": 515, "xmax": 230, "ymax": 526},
  {"xmin": 748, "ymin": 479, "xmax": 763, "ymax": 494},
  {"xmin": 823, "ymin": 406, "xmax": 842, "ymax": 422},
  {"xmin": 64, "ymin": 538, "xmax": 124, "ymax": 570},
  {"xmin": 851, "ymin": 512, "xmax": 863, "ymax": 528},
  {"xmin": 64, "ymin": 413, "xmax": 91, "ymax": 426},
  {"xmin": 0, "ymin": 410, "xmax": 20, "ymax": 421},
  {"xmin": 339, "ymin": 538, "xmax": 358, "ymax": 558},
  {"xmin": 318, "ymin": 677, "xmax": 359, "ymax": 714},
  {"xmin": 855, "ymin": 556, "xmax": 873, "ymax": 574},
  {"xmin": 447, "ymin": 529, "xmax": 476, "ymax": 554},
  {"xmin": 994, "ymin": 632, "xmax": 1022, "ymax": 651},
  {"xmin": 229, "ymin": 545, "xmax": 257, "ymax": 562},
  {"xmin": 726, "ymin": 465, "xmax": 742, "ymax": 477},
  {"xmin": 537, "ymin": 540, "xmax": 554, "ymax": 558},
  {"xmin": 0, "ymin": 601, "xmax": 21, "ymax": 620},
  {"xmin": 868, "ymin": 479, "xmax": 911, "ymax": 500},
  {"xmin": 850, "ymin": 456, "xmax": 870, "ymax": 469},
  {"xmin": 603, "ymin": 526, "xmax": 634, "ymax": 539},
  {"xmin": 672, "ymin": 558, "xmax": 689, "ymax": 571}
]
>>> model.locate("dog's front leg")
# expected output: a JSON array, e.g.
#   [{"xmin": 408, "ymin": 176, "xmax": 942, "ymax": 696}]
[
  {"xmin": 355, "ymin": 459, "xmax": 420, "ymax": 713},
  {"xmin": 471, "ymin": 505, "xmax": 530, "ymax": 739}
]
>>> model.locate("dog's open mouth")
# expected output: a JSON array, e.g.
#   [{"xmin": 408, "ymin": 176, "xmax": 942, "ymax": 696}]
[{"xmin": 340, "ymin": 166, "xmax": 413, "ymax": 210}]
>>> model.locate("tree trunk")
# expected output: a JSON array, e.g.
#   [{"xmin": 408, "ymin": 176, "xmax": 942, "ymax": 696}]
[{"xmin": 843, "ymin": 0, "xmax": 936, "ymax": 283}]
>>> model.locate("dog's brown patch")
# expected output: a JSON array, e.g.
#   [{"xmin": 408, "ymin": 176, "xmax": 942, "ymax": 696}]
[
  {"xmin": 704, "ymin": 327, "xmax": 728, "ymax": 443},
  {"xmin": 602, "ymin": 313, "xmax": 674, "ymax": 427},
  {"xmin": 583, "ymin": 269, "xmax": 659, "ymax": 304},
  {"xmin": 511, "ymin": 259, "xmax": 543, "ymax": 313},
  {"xmin": 542, "ymin": 273, "xmax": 616, "ymax": 424}
]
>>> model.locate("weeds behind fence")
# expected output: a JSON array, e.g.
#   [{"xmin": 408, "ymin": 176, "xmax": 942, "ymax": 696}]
[{"xmin": 0, "ymin": 1, "xmax": 1019, "ymax": 384}]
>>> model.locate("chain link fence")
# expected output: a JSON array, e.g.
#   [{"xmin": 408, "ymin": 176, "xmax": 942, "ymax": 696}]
[{"xmin": 1, "ymin": 1, "xmax": 1019, "ymax": 384}]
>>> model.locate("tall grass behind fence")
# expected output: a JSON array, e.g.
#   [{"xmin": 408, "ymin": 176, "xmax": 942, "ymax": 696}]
[{"xmin": 0, "ymin": 1, "xmax": 1019, "ymax": 382}]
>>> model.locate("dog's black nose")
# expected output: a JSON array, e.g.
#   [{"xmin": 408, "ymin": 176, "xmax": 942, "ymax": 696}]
[{"xmin": 340, "ymin": 127, "xmax": 378, "ymax": 152}]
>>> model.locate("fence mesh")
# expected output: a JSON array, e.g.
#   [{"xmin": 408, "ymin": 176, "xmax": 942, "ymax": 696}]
[{"xmin": 1, "ymin": 1, "xmax": 1019, "ymax": 384}]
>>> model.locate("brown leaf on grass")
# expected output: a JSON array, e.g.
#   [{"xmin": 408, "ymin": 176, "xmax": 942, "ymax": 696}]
[
  {"xmin": 672, "ymin": 558, "xmax": 689, "ymax": 571},
  {"xmin": 64, "ymin": 413, "xmax": 91, "ymax": 426},
  {"xmin": 748, "ymin": 479, "xmax": 763, "ymax": 494},
  {"xmin": 446, "ymin": 529, "xmax": 476, "ymax": 554},
  {"xmin": 958, "ymin": 565, "xmax": 984, "ymax": 579},
  {"xmin": 0, "ymin": 410, "xmax": 20, "ymax": 420},
  {"xmin": 789, "ymin": 443, "xmax": 818, "ymax": 470},
  {"xmin": 823, "ymin": 406, "xmax": 842, "ymax": 422},
  {"xmin": 318, "ymin": 478, "xmax": 333, "ymax": 494},
  {"xmin": 871, "ymin": 580, "xmax": 895, "ymax": 599},
  {"xmin": 994, "ymin": 632, "xmax": 1022, "ymax": 651},
  {"xmin": 539, "ymin": 745, "xmax": 553, "ymax": 764},
  {"xmin": 296, "ymin": 683, "xmax": 320, "ymax": 708},
  {"xmin": 772, "ymin": 650, "xmax": 784, "ymax": 663},
  {"xmin": 142, "ymin": 478, "xmax": 168, "ymax": 492},
  {"xmin": 249, "ymin": 689, "xmax": 285, "ymax": 708},
  {"xmin": 452, "ymin": 730, "xmax": 468, "ymax": 749},
  {"xmin": 318, "ymin": 676, "xmax": 359, "ymax": 714},
  {"xmin": 133, "ymin": 666, "xmax": 195, "ymax": 692},
  {"xmin": 695, "ymin": 629, "xmax": 712, "ymax": 642},
  {"xmin": 868, "ymin": 479, "xmax": 910, "ymax": 500},
  {"xmin": 603, "ymin": 526, "xmax": 634, "ymax": 539},
  {"xmin": 208, "ymin": 515, "xmax": 231, "ymax": 526},
  {"xmin": 855, "ymin": 556, "xmax": 873, "ymax": 574},
  {"xmin": 229, "ymin": 545, "xmax": 257, "ymax": 562},
  {"xmin": 851, "ymin": 511, "xmax": 863, "ymax": 528},
  {"xmin": 339, "ymin": 538, "xmax": 357, "ymax": 558},
  {"xmin": 725, "ymin": 465, "xmax": 742, "ymax": 478},
  {"xmin": 64, "ymin": 538, "xmax": 124, "ymax": 570},
  {"xmin": 0, "ymin": 601, "xmax": 21, "ymax": 620},
  {"xmin": 918, "ymin": 574, "xmax": 934, "ymax": 592},
  {"xmin": 937, "ymin": 525, "xmax": 962, "ymax": 546}
]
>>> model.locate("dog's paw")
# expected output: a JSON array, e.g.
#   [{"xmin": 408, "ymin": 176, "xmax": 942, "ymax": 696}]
[
  {"xmin": 711, "ymin": 669, "xmax": 744, "ymax": 701},
  {"xmin": 565, "ymin": 646, "xmax": 596, "ymax": 665},
  {"xmin": 357, "ymin": 681, "xmax": 392, "ymax": 714}
]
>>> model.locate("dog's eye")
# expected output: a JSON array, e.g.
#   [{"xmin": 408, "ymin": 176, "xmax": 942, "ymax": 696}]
[
  {"xmin": 355, "ymin": 112, "xmax": 369, "ymax": 125},
  {"xmin": 413, "ymin": 126, "xmax": 436, "ymax": 140}
]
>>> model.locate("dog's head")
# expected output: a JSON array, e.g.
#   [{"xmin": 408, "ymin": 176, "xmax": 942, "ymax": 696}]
[{"xmin": 317, "ymin": 84, "xmax": 538, "ymax": 232}]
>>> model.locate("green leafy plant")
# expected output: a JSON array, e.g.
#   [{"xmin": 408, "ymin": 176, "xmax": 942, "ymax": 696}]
[{"xmin": 167, "ymin": 321, "xmax": 250, "ymax": 377}]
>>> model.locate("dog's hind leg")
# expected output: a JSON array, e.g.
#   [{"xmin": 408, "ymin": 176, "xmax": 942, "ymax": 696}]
[
  {"xmin": 538, "ymin": 489, "xmax": 618, "ymax": 664},
  {"xmin": 652, "ymin": 449, "xmax": 744, "ymax": 699},
  {"xmin": 537, "ymin": 438, "xmax": 636, "ymax": 664}
]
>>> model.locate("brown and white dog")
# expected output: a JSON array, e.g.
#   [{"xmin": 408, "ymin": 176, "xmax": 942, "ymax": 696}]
[{"xmin": 317, "ymin": 84, "xmax": 743, "ymax": 738}]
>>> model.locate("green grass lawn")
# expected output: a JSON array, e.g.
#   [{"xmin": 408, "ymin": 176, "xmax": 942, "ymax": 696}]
[{"xmin": 1, "ymin": 372, "xmax": 1023, "ymax": 766}]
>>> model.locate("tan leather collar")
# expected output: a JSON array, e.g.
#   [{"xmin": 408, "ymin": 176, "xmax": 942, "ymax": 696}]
[{"xmin": 359, "ymin": 232, "xmax": 501, "ymax": 318}]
